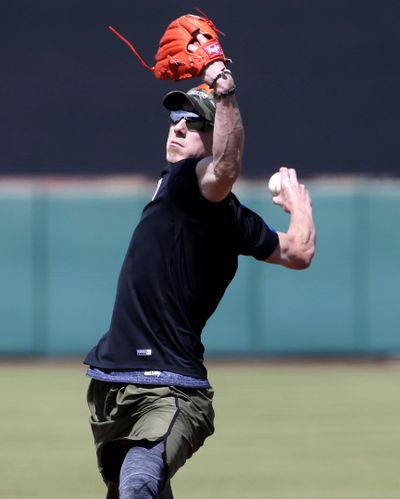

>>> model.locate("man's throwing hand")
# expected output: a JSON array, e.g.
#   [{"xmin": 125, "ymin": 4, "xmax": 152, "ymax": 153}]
[{"xmin": 271, "ymin": 167, "xmax": 312, "ymax": 214}]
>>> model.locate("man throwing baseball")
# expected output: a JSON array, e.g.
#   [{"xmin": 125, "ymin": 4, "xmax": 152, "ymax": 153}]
[{"xmin": 84, "ymin": 14, "xmax": 316, "ymax": 499}]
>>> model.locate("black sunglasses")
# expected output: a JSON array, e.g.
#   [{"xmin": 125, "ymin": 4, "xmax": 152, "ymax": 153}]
[{"xmin": 169, "ymin": 110, "xmax": 213, "ymax": 132}]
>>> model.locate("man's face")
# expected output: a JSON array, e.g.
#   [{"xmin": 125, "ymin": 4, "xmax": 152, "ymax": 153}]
[{"xmin": 166, "ymin": 110, "xmax": 213, "ymax": 163}]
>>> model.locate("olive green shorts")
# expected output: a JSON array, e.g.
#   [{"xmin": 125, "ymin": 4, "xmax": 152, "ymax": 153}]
[{"xmin": 87, "ymin": 379, "xmax": 215, "ymax": 484}]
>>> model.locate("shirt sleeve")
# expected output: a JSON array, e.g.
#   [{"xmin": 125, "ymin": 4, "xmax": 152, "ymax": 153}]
[{"xmin": 236, "ymin": 202, "xmax": 279, "ymax": 260}]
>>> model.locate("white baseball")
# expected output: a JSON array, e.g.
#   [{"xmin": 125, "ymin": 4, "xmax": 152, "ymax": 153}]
[{"xmin": 268, "ymin": 172, "xmax": 281, "ymax": 195}]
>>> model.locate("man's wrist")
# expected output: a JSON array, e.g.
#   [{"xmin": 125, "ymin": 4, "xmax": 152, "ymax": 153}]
[
  {"xmin": 210, "ymin": 68, "xmax": 231, "ymax": 88},
  {"xmin": 212, "ymin": 71, "xmax": 236, "ymax": 99},
  {"xmin": 203, "ymin": 60, "xmax": 225, "ymax": 79},
  {"xmin": 204, "ymin": 65, "xmax": 236, "ymax": 96},
  {"xmin": 214, "ymin": 86, "xmax": 236, "ymax": 100}
]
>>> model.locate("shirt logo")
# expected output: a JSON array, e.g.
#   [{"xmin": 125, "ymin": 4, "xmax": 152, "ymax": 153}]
[
  {"xmin": 144, "ymin": 371, "xmax": 161, "ymax": 377},
  {"xmin": 136, "ymin": 349, "xmax": 152, "ymax": 356}
]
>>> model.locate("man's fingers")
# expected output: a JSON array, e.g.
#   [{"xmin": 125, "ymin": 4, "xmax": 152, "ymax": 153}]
[
  {"xmin": 188, "ymin": 33, "xmax": 209, "ymax": 53},
  {"xmin": 288, "ymin": 168, "xmax": 298, "ymax": 181},
  {"xmin": 187, "ymin": 43, "xmax": 198, "ymax": 52},
  {"xmin": 279, "ymin": 167, "xmax": 289, "ymax": 186},
  {"xmin": 196, "ymin": 32, "xmax": 208, "ymax": 44},
  {"xmin": 279, "ymin": 167, "xmax": 300, "ymax": 191}
]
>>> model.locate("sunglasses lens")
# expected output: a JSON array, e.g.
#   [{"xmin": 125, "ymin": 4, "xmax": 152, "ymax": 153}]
[
  {"xmin": 169, "ymin": 110, "xmax": 212, "ymax": 132},
  {"xmin": 186, "ymin": 120, "xmax": 205, "ymax": 131}
]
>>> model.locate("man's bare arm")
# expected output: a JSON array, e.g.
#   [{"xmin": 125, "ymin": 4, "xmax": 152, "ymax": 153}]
[
  {"xmin": 193, "ymin": 40, "xmax": 244, "ymax": 202},
  {"xmin": 266, "ymin": 167, "xmax": 316, "ymax": 269}
]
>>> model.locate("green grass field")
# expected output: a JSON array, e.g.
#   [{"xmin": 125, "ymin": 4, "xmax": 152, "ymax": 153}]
[{"xmin": 0, "ymin": 360, "xmax": 399, "ymax": 499}]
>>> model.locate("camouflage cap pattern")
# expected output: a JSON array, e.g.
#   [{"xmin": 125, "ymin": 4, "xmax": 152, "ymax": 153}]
[{"xmin": 162, "ymin": 84, "xmax": 216, "ymax": 123}]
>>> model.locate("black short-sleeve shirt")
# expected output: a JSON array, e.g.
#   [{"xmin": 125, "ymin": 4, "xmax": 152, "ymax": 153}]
[{"xmin": 84, "ymin": 158, "xmax": 279, "ymax": 378}]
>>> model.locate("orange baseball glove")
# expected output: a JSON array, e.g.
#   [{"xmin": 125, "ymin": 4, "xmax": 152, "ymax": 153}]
[{"xmin": 109, "ymin": 13, "xmax": 229, "ymax": 81}]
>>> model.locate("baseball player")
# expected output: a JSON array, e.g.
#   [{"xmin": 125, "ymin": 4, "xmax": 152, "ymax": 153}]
[{"xmin": 84, "ymin": 14, "xmax": 316, "ymax": 499}]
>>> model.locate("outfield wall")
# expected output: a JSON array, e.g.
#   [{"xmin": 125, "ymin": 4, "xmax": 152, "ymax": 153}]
[{"xmin": 1, "ymin": 179, "xmax": 399, "ymax": 358}]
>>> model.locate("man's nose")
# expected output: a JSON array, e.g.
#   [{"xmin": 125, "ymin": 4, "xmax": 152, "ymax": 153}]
[{"xmin": 174, "ymin": 118, "xmax": 187, "ymax": 135}]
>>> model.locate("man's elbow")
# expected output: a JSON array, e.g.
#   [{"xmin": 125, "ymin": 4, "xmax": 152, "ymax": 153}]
[{"xmin": 289, "ymin": 246, "xmax": 315, "ymax": 270}]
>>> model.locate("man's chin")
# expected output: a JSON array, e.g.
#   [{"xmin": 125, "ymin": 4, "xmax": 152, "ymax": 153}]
[
  {"xmin": 166, "ymin": 148, "xmax": 186, "ymax": 163},
  {"xmin": 166, "ymin": 153, "xmax": 181, "ymax": 163}
]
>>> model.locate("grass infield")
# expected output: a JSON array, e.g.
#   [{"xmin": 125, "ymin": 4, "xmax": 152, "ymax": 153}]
[{"xmin": 0, "ymin": 360, "xmax": 399, "ymax": 498}]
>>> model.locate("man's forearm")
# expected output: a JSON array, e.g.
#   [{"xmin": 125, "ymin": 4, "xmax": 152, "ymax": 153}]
[
  {"xmin": 285, "ymin": 206, "xmax": 316, "ymax": 268},
  {"xmin": 203, "ymin": 62, "xmax": 244, "ymax": 184},
  {"xmin": 212, "ymin": 95, "xmax": 244, "ymax": 183}
]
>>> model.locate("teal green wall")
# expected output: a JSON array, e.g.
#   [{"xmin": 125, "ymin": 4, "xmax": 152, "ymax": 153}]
[{"xmin": 1, "ymin": 181, "xmax": 399, "ymax": 357}]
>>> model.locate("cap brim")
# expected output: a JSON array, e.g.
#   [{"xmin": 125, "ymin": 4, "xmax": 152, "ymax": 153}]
[
  {"xmin": 162, "ymin": 91, "xmax": 204, "ymax": 118},
  {"xmin": 163, "ymin": 91, "xmax": 190, "ymax": 110}
]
